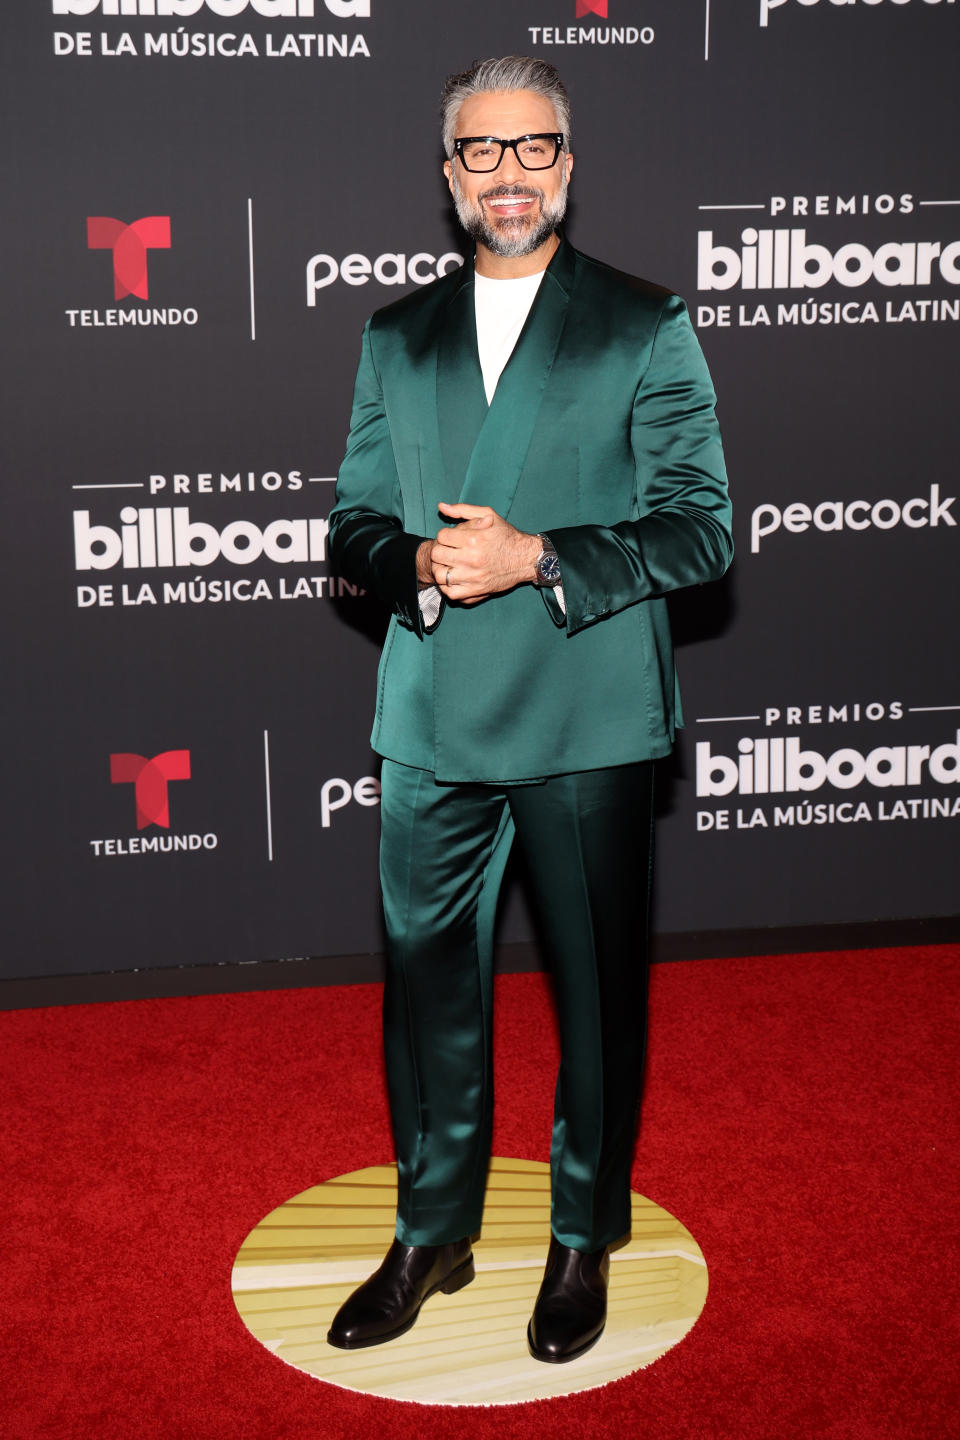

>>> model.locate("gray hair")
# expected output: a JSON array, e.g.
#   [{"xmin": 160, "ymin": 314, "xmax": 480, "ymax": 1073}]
[{"xmin": 440, "ymin": 56, "xmax": 572, "ymax": 159}]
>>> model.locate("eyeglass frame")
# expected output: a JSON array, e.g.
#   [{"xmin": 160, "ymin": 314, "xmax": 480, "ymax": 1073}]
[{"xmin": 452, "ymin": 133, "xmax": 565, "ymax": 173}]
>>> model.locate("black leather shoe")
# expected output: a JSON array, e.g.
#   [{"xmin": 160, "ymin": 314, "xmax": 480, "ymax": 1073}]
[
  {"xmin": 527, "ymin": 1236, "xmax": 609, "ymax": 1363},
  {"xmin": 326, "ymin": 1238, "xmax": 474, "ymax": 1349}
]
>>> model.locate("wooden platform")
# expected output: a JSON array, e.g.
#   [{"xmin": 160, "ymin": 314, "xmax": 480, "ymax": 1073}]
[{"xmin": 231, "ymin": 1157, "xmax": 708, "ymax": 1406}]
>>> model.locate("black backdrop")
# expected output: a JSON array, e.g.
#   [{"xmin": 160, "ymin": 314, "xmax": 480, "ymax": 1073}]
[{"xmin": 3, "ymin": 0, "xmax": 958, "ymax": 982}]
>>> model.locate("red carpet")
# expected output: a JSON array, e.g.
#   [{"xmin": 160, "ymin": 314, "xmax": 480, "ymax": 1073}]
[{"xmin": 1, "ymin": 946, "xmax": 957, "ymax": 1439}]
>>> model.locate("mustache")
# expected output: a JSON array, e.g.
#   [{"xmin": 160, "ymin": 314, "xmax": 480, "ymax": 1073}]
[{"xmin": 478, "ymin": 183, "xmax": 543, "ymax": 202}]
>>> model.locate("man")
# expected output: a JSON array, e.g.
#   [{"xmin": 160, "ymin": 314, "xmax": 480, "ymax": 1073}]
[{"xmin": 326, "ymin": 56, "xmax": 732, "ymax": 1364}]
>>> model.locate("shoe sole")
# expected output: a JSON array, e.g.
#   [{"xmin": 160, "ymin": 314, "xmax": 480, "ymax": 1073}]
[
  {"xmin": 526, "ymin": 1318, "xmax": 605, "ymax": 1364},
  {"xmin": 326, "ymin": 1254, "xmax": 475, "ymax": 1350}
]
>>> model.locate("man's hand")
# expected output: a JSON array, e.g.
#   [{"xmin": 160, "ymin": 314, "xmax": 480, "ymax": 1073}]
[
  {"xmin": 416, "ymin": 539, "xmax": 436, "ymax": 589},
  {"xmin": 429, "ymin": 502, "xmax": 541, "ymax": 605}
]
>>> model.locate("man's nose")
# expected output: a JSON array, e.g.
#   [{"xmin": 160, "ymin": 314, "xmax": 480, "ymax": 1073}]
[{"xmin": 495, "ymin": 144, "xmax": 524, "ymax": 184}]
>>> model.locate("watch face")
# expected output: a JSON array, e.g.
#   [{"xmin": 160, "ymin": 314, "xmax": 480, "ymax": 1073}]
[{"xmin": 538, "ymin": 552, "xmax": 562, "ymax": 585}]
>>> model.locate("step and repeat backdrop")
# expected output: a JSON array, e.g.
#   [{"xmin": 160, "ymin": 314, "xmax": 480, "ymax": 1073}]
[{"xmin": 2, "ymin": 1, "xmax": 957, "ymax": 981}]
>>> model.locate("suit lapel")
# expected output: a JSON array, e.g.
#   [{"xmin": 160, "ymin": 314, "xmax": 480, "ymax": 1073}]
[
  {"xmin": 430, "ymin": 240, "xmax": 577, "ymax": 519},
  {"xmin": 433, "ymin": 268, "xmax": 488, "ymax": 520},
  {"xmin": 459, "ymin": 239, "xmax": 575, "ymax": 517}
]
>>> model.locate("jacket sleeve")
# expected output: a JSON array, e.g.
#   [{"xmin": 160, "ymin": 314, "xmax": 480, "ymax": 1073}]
[
  {"xmin": 328, "ymin": 321, "xmax": 440, "ymax": 638},
  {"xmin": 545, "ymin": 296, "xmax": 733, "ymax": 636}
]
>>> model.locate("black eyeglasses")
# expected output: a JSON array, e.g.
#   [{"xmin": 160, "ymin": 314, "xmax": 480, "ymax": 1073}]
[{"xmin": 453, "ymin": 134, "xmax": 564, "ymax": 173}]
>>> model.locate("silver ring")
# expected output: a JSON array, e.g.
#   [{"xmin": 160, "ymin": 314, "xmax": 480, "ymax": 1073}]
[{"xmin": 445, "ymin": 567, "xmax": 453, "ymax": 586}]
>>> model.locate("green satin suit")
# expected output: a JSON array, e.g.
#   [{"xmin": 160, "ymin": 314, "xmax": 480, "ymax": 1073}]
[{"xmin": 329, "ymin": 238, "xmax": 732, "ymax": 1250}]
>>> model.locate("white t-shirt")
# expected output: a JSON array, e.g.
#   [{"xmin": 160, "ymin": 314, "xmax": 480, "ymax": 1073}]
[{"xmin": 474, "ymin": 269, "xmax": 546, "ymax": 404}]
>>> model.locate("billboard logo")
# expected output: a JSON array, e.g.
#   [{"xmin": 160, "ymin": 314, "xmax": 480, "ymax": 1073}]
[
  {"xmin": 74, "ymin": 507, "xmax": 330, "ymax": 570},
  {"xmin": 698, "ymin": 228, "xmax": 960, "ymax": 292},
  {"xmin": 87, "ymin": 216, "xmax": 171, "ymax": 301},
  {"xmin": 110, "ymin": 750, "xmax": 191, "ymax": 829},
  {"xmin": 54, "ymin": 2, "xmax": 370, "ymax": 15},
  {"xmin": 696, "ymin": 732, "xmax": 960, "ymax": 798}
]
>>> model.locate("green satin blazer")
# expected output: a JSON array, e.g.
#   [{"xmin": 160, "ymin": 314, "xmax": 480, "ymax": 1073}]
[{"xmin": 329, "ymin": 239, "xmax": 733, "ymax": 784}]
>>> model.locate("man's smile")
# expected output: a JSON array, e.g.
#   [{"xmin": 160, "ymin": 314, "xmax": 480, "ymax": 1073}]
[{"xmin": 481, "ymin": 187, "xmax": 541, "ymax": 219}]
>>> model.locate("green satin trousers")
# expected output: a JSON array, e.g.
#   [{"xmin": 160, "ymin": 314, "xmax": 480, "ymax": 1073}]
[{"xmin": 379, "ymin": 756, "xmax": 655, "ymax": 1252}]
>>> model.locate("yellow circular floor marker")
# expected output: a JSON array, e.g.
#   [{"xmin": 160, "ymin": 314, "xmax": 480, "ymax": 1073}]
[{"xmin": 232, "ymin": 1156, "xmax": 708, "ymax": 1406}]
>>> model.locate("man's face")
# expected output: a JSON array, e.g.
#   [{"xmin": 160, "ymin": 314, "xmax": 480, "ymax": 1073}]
[{"xmin": 443, "ymin": 90, "xmax": 574, "ymax": 260}]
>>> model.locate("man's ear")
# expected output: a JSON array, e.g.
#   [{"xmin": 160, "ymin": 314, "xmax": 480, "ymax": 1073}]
[{"xmin": 443, "ymin": 159, "xmax": 454, "ymax": 195}]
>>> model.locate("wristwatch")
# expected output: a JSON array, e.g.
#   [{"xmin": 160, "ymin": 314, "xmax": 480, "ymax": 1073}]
[{"xmin": 533, "ymin": 533, "xmax": 562, "ymax": 588}]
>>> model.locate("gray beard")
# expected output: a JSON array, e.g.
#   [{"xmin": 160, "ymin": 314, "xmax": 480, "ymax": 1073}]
[{"xmin": 451, "ymin": 171, "xmax": 568, "ymax": 259}]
